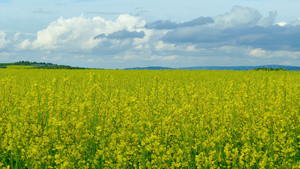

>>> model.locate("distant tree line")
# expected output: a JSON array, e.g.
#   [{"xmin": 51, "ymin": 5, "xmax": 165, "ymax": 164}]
[
  {"xmin": 0, "ymin": 61, "xmax": 87, "ymax": 69},
  {"xmin": 15, "ymin": 61, "xmax": 54, "ymax": 66},
  {"xmin": 253, "ymin": 68, "xmax": 287, "ymax": 71},
  {"xmin": 34, "ymin": 65, "xmax": 86, "ymax": 69}
]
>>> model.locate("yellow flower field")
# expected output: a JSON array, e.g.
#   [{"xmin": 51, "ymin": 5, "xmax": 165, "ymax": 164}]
[{"xmin": 0, "ymin": 69, "xmax": 299, "ymax": 168}]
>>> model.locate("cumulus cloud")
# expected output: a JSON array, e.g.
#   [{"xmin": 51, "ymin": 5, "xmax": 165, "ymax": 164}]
[
  {"xmin": 162, "ymin": 6, "xmax": 267, "ymax": 44},
  {"xmin": 155, "ymin": 41, "xmax": 176, "ymax": 51},
  {"xmin": 257, "ymin": 11, "xmax": 277, "ymax": 27},
  {"xmin": 146, "ymin": 55, "xmax": 179, "ymax": 61},
  {"xmin": 6, "ymin": 14, "xmax": 153, "ymax": 67},
  {"xmin": 22, "ymin": 14, "xmax": 147, "ymax": 51},
  {"xmin": 249, "ymin": 48, "xmax": 300, "ymax": 59},
  {"xmin": 17, "ymin": 39, "xmax": 31, "ymax": 50},
  {"xmin": 162, "ymin": 6, "xmax": 300, "ymax": 52},
  {"xmin": 0, "ymin": 31, "xmax": 9, "ymax": 49},
  {"xmin": 213, "ymin": 6, "xmax": 262, "ymax": 29},
  {"xmin": 249, "ymin": 48, "xmax": 267, "ymax": 57},
  {"xmin": 290, "ymin": 18, "xmax": 300, "ymax": 26}
]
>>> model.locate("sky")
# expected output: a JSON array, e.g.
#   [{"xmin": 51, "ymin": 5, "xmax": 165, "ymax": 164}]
[{"xmin": 1, "ymin": 0, "xmax": 300, "ymax": 69}]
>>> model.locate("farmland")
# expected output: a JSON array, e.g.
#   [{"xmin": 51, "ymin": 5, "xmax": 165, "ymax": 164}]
[{"xmin": 0, "ymin": 68, "xmax": 299, "ymax": 168}]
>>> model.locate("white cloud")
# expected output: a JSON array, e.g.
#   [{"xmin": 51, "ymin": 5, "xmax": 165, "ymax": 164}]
[
  {"xmin": 213, "ymin": 6, "xmax": 262, "ymax": 29},
  {"xmin": 162, "ymin": 6, "xmax": 281, "ymax": 46},
  {"xmin": 17, "ymin": 39, "xmax": 31, "ymax": 50},
  {"xmin": 27, "ymin": 15, "xmax": 146, "ymax": 50},
  {"xmin": 147, "ymin": 55, "xmax": 179, "ymax": 61},
  {"xmin": 155, "ymin": 41, "xmax": 176, "ymax": 51},
  {"xmin": 186, "ymin": 45, "xmax": 197, "ymax": 52},
  {"xmin": 116, "ymin": 14, "xmax": 146, "ymax": 31},
  {"xmin": 271, "ymin": 50, "xmax": 300, "ymax": 59},
  {"xmin": 14, "ymin": 32, "xmax": 20, "ymax": 41},
  {"xmin": 133, "ymin": 29, "xmax": 153, "ymax": 45},
  {"xmin": 249, "ymin": 48, "xmax": 266, "ymax": 57},
  {"xmin": 87, "ymin": 59, "xmax": 94, "ymax": 63},
  {"xmin": 133, "ymin": 45, "xmax": 143, "ymax": 50},
  {"xmin": 249, "ymin": 48, "xmax": 300, "ymax": 59},
  {"xmin": 290, "ymin": 18, "xmax": 300, "ymax": 26},
  {"xmin": 82, "ymin": 38, "xmax": 102, "ymax": 50},
  {"xmin": 257, "ymin": 11, "xmax": 277, "ymax": 27},
  {"xmin": 276, "ymin": 22, "xmax": 287, "ymax": 26},
  {"xmin": 162, "ymin": 55, "xmax": 179, "ymax": 60},
  {"xmin": 0, "ymin": 31, "xmax": 9, "ymax": 49}
]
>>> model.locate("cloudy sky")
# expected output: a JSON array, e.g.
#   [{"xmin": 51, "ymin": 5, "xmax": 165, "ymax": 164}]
[{"xmin": 1, "ymin": 0, "xmax": 300, "ymax": 69}]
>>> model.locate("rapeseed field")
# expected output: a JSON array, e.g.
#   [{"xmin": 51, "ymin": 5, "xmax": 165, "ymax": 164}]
[{"xmin": 0, "ymin": 69, "xmax": 299, "ymax": 168}]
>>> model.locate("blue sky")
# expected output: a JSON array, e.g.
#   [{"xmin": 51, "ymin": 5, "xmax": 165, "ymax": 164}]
[{"xmin": 1, "ymin": 0, "xmax": 300, "ymax": 68}]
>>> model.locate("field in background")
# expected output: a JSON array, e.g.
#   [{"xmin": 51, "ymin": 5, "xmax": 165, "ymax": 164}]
[{"xmin": 0, "ymin": 69, "xmax": 299, "ymax": 168}]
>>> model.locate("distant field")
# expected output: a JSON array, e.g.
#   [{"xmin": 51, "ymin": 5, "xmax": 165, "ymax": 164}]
[{"xmin": 0, "ymin": 69, "xmax": 299, "ymax": 168}]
